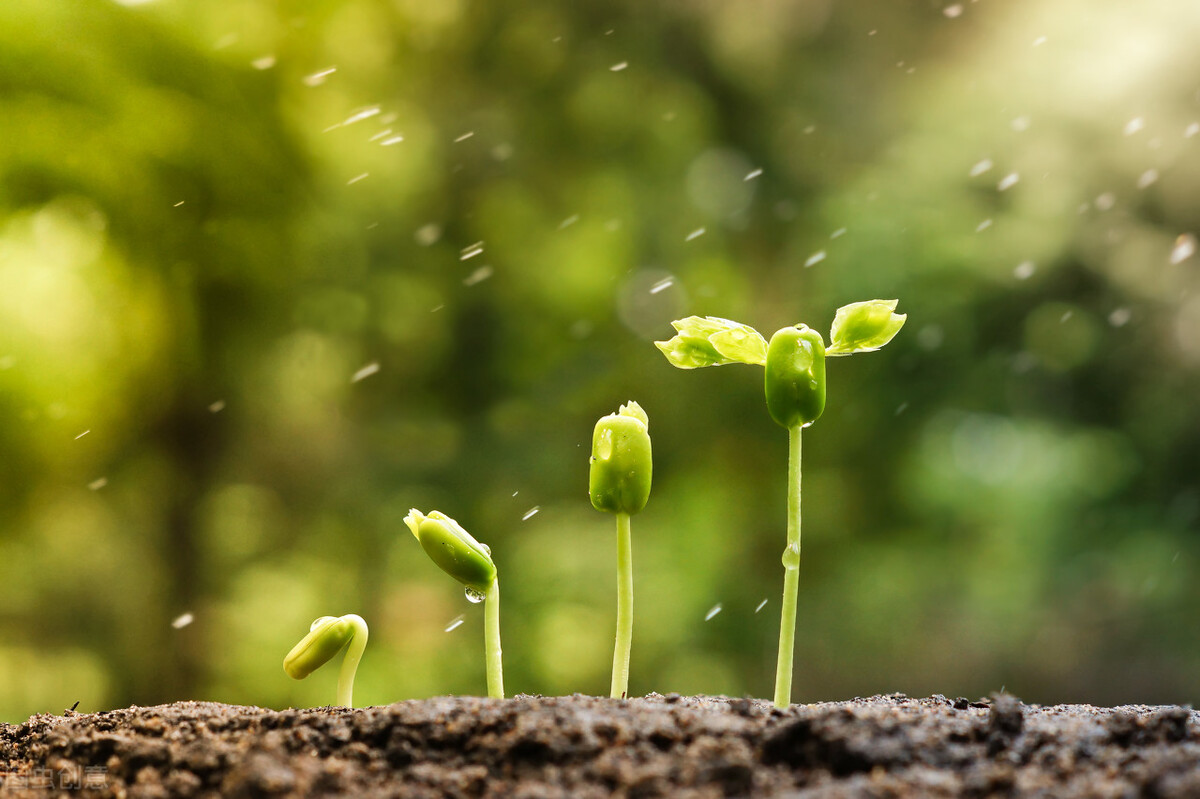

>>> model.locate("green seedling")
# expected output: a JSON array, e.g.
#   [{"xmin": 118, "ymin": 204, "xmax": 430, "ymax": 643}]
[
  {"xmin": 283, "ymin": 613, "xmax": 369, "ymax": 708},
  {"xmin": 589, "ymin": 401, "xmax": 652, "ymax": 700},
  {"xmin": 656, "ymin": 300, "xmax": 906, "ymax": 708},
  {"xmin": 405, "ymin": 508, "xmax": 504, "ymax": 699}
]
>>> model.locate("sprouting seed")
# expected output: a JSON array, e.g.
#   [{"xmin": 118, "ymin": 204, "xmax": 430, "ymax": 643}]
[
  {"xmin": 655, "ymin": 300, "xmax": 905, "ymax": 708},
  {"xmin": 405, "ymin": 509, "xmax": 503, "ymax": 698},
  {"xmin": 590, "ymin": 402, "xmax": 652, "ymax": 700},
  {"xmin": 283, "ymin": 614, "xmax": 368, "ymax": 707}
]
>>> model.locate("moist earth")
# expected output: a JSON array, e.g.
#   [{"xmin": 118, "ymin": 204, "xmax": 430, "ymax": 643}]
[{"xmin": 1, "ymin": 693, "xmax": 1197, "ymax": 797}]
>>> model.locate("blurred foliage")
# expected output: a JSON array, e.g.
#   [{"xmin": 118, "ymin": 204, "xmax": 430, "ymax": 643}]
[{"xmin": 0, "ymin": 0, "xmax": 1198, "ymax": 721}]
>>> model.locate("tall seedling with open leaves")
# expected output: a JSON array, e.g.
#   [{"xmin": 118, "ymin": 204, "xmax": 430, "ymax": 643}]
[{"xmin": 656, "ymin": 300, "xmax": 906, "ymax": 708}]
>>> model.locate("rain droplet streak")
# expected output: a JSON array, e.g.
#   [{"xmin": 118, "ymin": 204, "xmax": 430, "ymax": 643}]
[
  {"xmin": 208, "ymin": 400, "xmax": 226, "ymax": 413},
  {"xmin": 444, "ymin": 615, "xmax": 465, "ymax": 633},
  {"xmin": 997, "ymin": 173, "xmax": 1019, "ymax": 191},
  {"xmin": 969, "ymin": 159, "xmax": 993, "ymax": 177},
  {"xmin": 381, "ymin": 136, "xmax": 405, "ymax": 146},
  {"xmin": 975, "ymin": 219, "xmax": 993, "ymax": 232},
  {"xmin": 303, "ymin": 67, "xmax": 337, "ymax": 87},
  {"xmin": 744, "ymin": 168, "xmax": 763, "ymax": 181},
  {"xmin": 88, "ymin": 478, "xmax": 107, "ymax": 491},
  {"xmin": 251, "ymin": 55, "xmax": 276, "ymax": 70},
  {"xmin": 1094, "ymin": 193, "xmax": 1116, "ymax": 211},
  {"xmin": 1137, "ymin": 169, "xmax": 1159, "ymax": 190},
  {"xmin": 754, "ymin": 599, "xmax": 768, "ymax": 613},
  {"xmin": 347, "ymin": 173, "xmax": 369, "ymax": 185},
  {"xmin": 172, "ymin": 613, "xmax": 195, "ymax": 630},
  {"xmin": 704, "ymin": 604, "xmax": 723, "ymax": 621},
  {"xmin": 465, "ymin": 587, "xmax": 486, "ymax": 604},
  {"xmin": 1014, "ymin": 261, "xmax": 1036, "ymax": 280},
  {"xmin": 649, "ymin": 277, "xmax": 674, "ymax": 295},
  {"xmin": 463, "ymin": 266, "xmax": 493, "ymax": 286},
  {"xmin": 460, "ymin": 242, "xmax": 485, "ymax": 260},
  {"xmin": 1011, "ymin": 116, "xmax": 1030, "ymax": 132},
  {"xmin": 75, "ymin": 430, "xmax": 90, "ymax": 440},
  {"xmin": 352, "ymin": 362, "xmax": 380, "ymax": 383},
  {"xmin": 415, "ymin": 224, "xmax": 442, "ymax": 246},
  {"xmin": 942, "ymin": 4, "xmax": 963, "ymax": 19},
  {"xmin": 685, "ymin": 228, "xmax": 706, "ymax": 242},
  {"xmin": 1186, "ymin": 122, "xmax": 1200, "ymax": 139},
  {"xmin": 830, "ymin": 227, "xmax": 847, "ymax": 239},
  {"xmin": 454, "ymin": 131, "xmax": 475, "ymax": 143},
  {"xmin": 610, "ymin": 61, "xmax": 629, "ymax": 72},
  {"xmin": 1108, "ymin": 308, "xmax": 1132, "ymax": 327},
  {"xmin": 1170, "ymin": 234, "xmax": 1197, "ymax": 265},
  {"xmin": 558, "ymin": 214, "xmax": 580, "ymax": 229},
  {"xmin": 1124, "ymin": 117, "xmax": 1145, "ymax": 136},
  {"xmin": 804, "ymin": 251, "xmax": 826, "ymax": 268},
  {"xmin": 522, "ymin": 506, "xmax": 540, "ymax": 521}
]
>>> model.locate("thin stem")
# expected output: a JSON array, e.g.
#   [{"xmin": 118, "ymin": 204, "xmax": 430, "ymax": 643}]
[
  {"xmin": 611, "ymin": 511, "xmax": 634, "ymax": 699},
  {"xmin": 336, "ymin": 614, "xmax": 369, "ymax": 708},
  {"xmin": 773, "ymin": 425, "xmax": 802, "ymax": 708},
  {"xmin": 485, "ymin": 578, "xmax": 504, "ymax": 699}
]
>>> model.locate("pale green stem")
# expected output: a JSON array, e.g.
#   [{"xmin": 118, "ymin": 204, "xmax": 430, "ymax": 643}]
[
  {"xmin": 610, "ymin": 511, "xmax": 633, "ymax": 699},
  {"xmin": 336, "ymin": 614, "xmax": 369, "ymax": 708},
  {"xmin": 485, "ymin": 577, "xmax": 504, "ymax": 699},
  {"xmin": 773, "ymin": 425, "xmax": 802, "ymax": 708}
]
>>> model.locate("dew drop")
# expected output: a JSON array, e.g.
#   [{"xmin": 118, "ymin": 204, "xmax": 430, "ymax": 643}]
[
  {"xmin": 465, "ymin": 586, "xmax": 486, "ymax": 604},
  {"xmin": 596, "ymin": 428, "xmax": 614, "ymax": 460},
  {"xmin": 781, "ymin": 542, "xmax": 801, "ymax": 570}
]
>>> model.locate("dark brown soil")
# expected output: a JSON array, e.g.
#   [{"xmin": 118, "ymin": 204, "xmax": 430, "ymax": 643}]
[{"xmin": 1, "ymin": 693, "xmax": 1197, "ymax": 798}]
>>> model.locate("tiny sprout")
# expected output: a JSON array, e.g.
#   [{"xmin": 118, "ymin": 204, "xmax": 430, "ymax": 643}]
[
  {"xmin": 283, "ymin": 614, "xmax": 368, "ymax": 708},
  {"xmin": 589, "ymin": 401, "xmax": 652, "ymax": 699},
  {"xmin": 656, "ymin": 300, "xmax": 905, "ymax": 708},
  {"xmin": 405, "ymin": 509, "xmax": 504, "ymax": 699}
]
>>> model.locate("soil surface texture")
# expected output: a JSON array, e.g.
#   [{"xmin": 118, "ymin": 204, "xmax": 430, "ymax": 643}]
[{"xmin": 1, "ymin": 693, "xmax": 1197, "ymax": 798}]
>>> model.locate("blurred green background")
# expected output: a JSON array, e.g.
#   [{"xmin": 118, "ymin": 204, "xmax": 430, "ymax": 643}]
[{"xmin": 1, "ymin": 0, "xmax": 1198, "ymax": 721}]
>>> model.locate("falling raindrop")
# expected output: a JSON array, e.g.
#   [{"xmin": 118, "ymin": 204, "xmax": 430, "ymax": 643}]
[
  {"xmin": 444, "ymin": 615, "xmax": 465, "ymax": 632},
  {"xmin": 88, "ymin": 478, "xmax": 108, "ymax": 491},
  {"xmin": 463, "ymin": 266, "xmax": 493, "ymax": 286},
  {"xmin": 1014, "ymin": 261, "xmax": 1036, "ymax": 280},
  {"xmin": 754, "ymin": 599, "xmax": 768, "ymax": 613},
  {"xmin": 454, "ymin": 131, "xmax": 475, "ymax": 143},
  {"xmin": 558, "ymin": 214, "xmax": 580, "ymax": 229},
  {"xmin": 997, "ymin": 173, "xmax": 1019, "ymax": 191},
  {"xmin": 704, "ymin": 604, "xmax": 723, "ymax": 621},
  {"xmin": 1032, "ymin": 36, "xmax": 1047, "ymax": 46},
  {"xmin": 1108, "ymin": 308, "xmax": 1132, "ymax": 327},
  {"xmin": 465, "ymin": 587, "xmax": 486, "ymax": 604},
  {"xmin": 171, "ymin": 613, "xmax": 195, "ymax": 629},
  {"xmin": 352, "ymin": 362, "xmax": 380, "ymax": 383},
  {"xmin": 943, "ymin": 4, "xmax": 963, "ymax": 19},
  {"xmin": 1123, "ymin": 117, "xmax": 1145, "ymax": 136},
  {"xmin": 830, "ymin": 227, "xmax": 847, "ymax": 239},
  {"xmin": 415, "ymin": 224, "xmax": 442, "ymax": 246},
  {"xmin": 75, "ymin": 430, "xmax": 90, "ymax": 440},
  {"xmin": 381, "ymin": 136, "xmax": 405, "ymax": 146},
  {"xmin": 610, "ymin": 61, "xmax": 629, "ymax": 72},
  {"xmin": 251, "ymin": 55, "xmax": 276, "ymax": 70},
  {"xmin": 460, "ymin": 242, "xmax": 485, "ymax": 260},
  {"xmin": 744, "ymin": 168, "xmax": 763, "ymax": 181},
  {"xmin": 1169, "ymin": 234, "xmax": 1197, "ymax": 265},
  {"xmin": 969, "ymin": 159, "xmax": 993, "ymax": 177},
  {"xmin": 1094, "ymin": 193, "xmax": 1116, "ymax": 211},
  {"xmin": 346, "ymin": 173, "xmax": 369, "ymax": 185},
  {"xmin": 1186, "ymin": 123, "xmax": 1199, "ymax": 139},
  {"xmin": 975, "ymin": 219, "xmax": 993, "ymax": 232},
  {"xmin": 1011, "ymin": 116, "xmax": 1030, "ymax": 132},
  {"xmin": 1137, "ymin": 169, "xmax": 1159, "ymax": 190},
  {"xmin": 522, "ymin": 506, "xmax": 541, "ymax": 521},
  {"xmin": 303, "ymin": 67, "xmax": 337, "ymax": 87},
  {"xmin": 208, "ymin": 400, "xmax": 226, "ymax": 413},
  {"xmin": 685, "ymin": 228, "xmax": 706, "ymax": 242},
  {"xmin": 649, "ymin": 277, "xmax": 674, "ymax": 295},
  {"xmin": 804, "ymin": 251, "xmax": 826, "ymax": 267}
]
